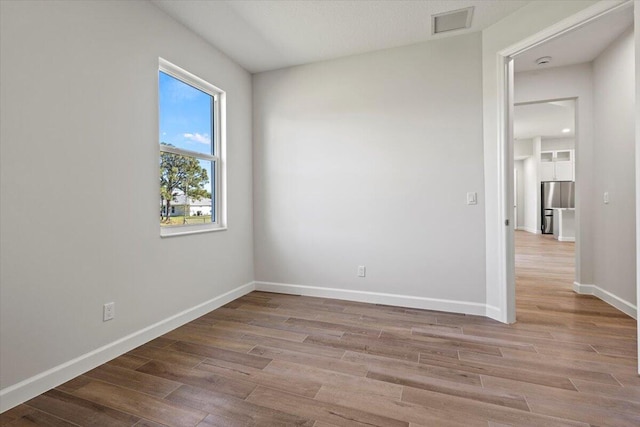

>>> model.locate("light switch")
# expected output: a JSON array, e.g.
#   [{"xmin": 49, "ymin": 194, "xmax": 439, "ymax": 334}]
[
  {"xmin": 466, "ymin": 192, "xmax": 477, "ymax": 205},
  {"xmin": 603, "ymin": 192, "xmax": 609, "ymax": 204}
]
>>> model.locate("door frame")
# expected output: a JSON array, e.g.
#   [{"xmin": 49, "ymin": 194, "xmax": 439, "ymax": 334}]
[{"xmin": 496, "ymin": 1, "xmax": 637, "ymax": 332}]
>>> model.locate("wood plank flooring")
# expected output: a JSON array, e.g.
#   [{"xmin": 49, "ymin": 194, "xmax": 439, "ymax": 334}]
[{"xmin": 2, "ymin": 231, "xmax": 638, "ymax": 426}]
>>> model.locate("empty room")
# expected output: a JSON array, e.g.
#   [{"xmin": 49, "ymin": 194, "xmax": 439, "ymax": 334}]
[{"xmin": 1, "ymin": 0, "xmax": 639, "ymax": 426}]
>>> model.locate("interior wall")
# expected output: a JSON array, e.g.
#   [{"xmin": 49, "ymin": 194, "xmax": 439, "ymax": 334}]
[
  {"xmin": 253, "ymin": 33, "xmax": 487, "ymax": 308},
  {"xmin": 515, "ymin": 138, "xmax": 534, "ymax": 157},
  {"xmin": 515, "ymin": 160, "xmax": 526, "ymax": 229},
  {"xmin": 482, "ymin": 0, "xmax": 596, "ymax": 322},
  {"xmin": 592, "ymin": 27, "xmax": 636, "ymax": 306},
  {"xmin": 541, "ymin": 137, "xmax": 575, "ymax": 151},
  {"xmin": 523, "ymin": 155, "xmax": 539, "ymax": 233},
  {"xmin": 514, "ymin": 63, "xmax": 594, "ymax": 286},
  {"xmin": 533, "ymin": 137, "xmax": 543, "ymax": 233},
  {"xmin": 0, "ymin": 0, "xmax": 253, "ymax": 395}
]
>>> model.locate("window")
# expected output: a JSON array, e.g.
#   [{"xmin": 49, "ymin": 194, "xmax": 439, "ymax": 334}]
[{"xmin": 158, "ymin": 58, "xmax": 226, "ymax": 236}]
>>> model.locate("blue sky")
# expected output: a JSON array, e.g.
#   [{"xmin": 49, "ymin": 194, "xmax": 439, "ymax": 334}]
[
  {"xmin": 159, "ymin": 71, "xmax": 213, "ymax": 195},
  {"xmin": 159, "ymin": 71, "xmax": 213, "ymax": 155}
]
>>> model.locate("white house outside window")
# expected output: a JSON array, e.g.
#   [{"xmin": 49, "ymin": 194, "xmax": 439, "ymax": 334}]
[{"xmin": 158, "ymin": 58, "xmax": 226, "ymax": 237}]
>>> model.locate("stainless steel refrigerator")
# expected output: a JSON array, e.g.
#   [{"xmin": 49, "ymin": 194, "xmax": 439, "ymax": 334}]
[{"xmin": 541, "ymin": 181, "xmax": 575, "ymax": 234}]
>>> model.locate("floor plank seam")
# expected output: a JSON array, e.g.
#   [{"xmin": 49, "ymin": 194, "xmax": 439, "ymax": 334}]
[{"xmin": 25, "ymin": 405, "xmax": 86, "ymax": 427}]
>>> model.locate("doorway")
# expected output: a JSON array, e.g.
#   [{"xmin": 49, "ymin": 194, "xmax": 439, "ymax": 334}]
[
  {"xmin": 499, "ymin": 2, "xmax": 637, "ymax": 332},
  {"xmin": 512, "ymin": 99, "xmax": 577, "ymax": 315},
  {"xmin": 513, "ymin": 100, "xmax": 576, "ymax": 236}
]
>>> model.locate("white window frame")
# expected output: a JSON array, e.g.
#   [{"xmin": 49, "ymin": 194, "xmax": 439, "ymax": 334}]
[{"xmin": 159, "ymin": 58, "xmax": 227, "ymax": 237}]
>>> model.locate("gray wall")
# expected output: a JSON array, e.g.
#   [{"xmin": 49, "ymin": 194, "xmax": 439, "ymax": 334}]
[
  {"xmin": 515, "ymin": 138, "xmax": 534, "ymax": 158},
  {"xmin": 253, "ymin": 33, "xmax": 487, "ymax": 306},
  {"xmin": 541, "ymin": 138, "xmax": 575, "ymax": 151},
  {"xmin": 592, "ymin": 28, "xmax": 636, "ymax": 305},
  {"xmin": 0, "ymin": 0, "xmax": 254, "ymax": 391},
  {"xmin": 523, "ymin": 155, "xmax": 539, "ymax": 233}
]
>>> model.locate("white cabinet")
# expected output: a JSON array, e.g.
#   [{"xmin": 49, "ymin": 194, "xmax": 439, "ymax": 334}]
[
  {"xmin": 555, "ymin": 161, "xmax": 573, "ymax": 181},
  {"xmin": 540, "ymin": 150, "xmax": 574, "ymax": 181},
  {"xmin": 540, "ymin": 162, "xmax": 555, "ymax": 181}
]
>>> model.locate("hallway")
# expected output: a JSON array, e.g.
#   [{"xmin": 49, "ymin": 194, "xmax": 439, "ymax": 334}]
[{"xmin": 514, "ymin": 230, "xmax": 632, "ymax": 326}]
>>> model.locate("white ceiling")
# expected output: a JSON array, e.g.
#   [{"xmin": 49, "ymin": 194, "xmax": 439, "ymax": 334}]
[
  {"xmin": 151, "ymin": 0, "xmax": 529, "ymax": 73},
  {"xmin": 514, "ymin": 4, "xmax": 633, "ymax": 72},
  {"xmin": 514, "ymin": 100, "xmax": 575, "ymax": 140}
]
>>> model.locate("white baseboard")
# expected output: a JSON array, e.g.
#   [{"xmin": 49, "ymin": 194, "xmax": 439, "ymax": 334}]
[
  {"xmin": 518, "ymin": 226, "xmax": 540, "ymax": 234},
  {"xmin": 254, "ymin": 281, "xmax": 488, "ymax": 317},
  {"xmin": 485, "ymin": 304, "xmax": 503, "ymax": 322},
  {"xmin": 0, "ymin": 281, "xmax": 256, "ymax": 413},
  {"xmin": 558, "ymin": 236, "xmax": 575, "ymax": 242},
  {"xmin": 573, "ymin": 282, "xmax": 637, "ymax": 319}
]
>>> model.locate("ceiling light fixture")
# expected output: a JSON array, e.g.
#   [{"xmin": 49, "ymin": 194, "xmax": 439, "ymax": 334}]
[
  {"xmin": 562, "ymin": 128, "xmax": 571, "ymax": 133},
  {"xmin": 535, "ymin": 56, "xmax": 552, "ymax": 66}
]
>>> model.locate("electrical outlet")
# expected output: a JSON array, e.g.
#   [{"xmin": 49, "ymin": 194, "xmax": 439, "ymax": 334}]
[
  {"xmin": 103, "ymin": 302, "xmax": 115, "ymax": 321},
  {"xmin": 603, "ymin": 192, "xmax": 609, "ymax": 204},
  {"xmin": 357, "ymin": 265, "xmax": 366, "ymax": 277}
]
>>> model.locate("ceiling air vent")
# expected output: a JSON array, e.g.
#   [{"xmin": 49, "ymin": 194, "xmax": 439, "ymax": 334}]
[{"xmin": 432, "ymin": 7, "xmax": 474, "ymax": 35}]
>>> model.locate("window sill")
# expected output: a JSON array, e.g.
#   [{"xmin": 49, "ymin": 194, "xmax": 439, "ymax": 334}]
[{"xmin": 160, "ymin": 224, "xmax": 227, "ymax": 238}]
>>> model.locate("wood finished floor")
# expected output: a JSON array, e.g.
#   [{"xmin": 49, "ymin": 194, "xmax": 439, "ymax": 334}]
[{"xmin": 2, "ymin": 231, "xmax": 638, "ymax": 426}]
